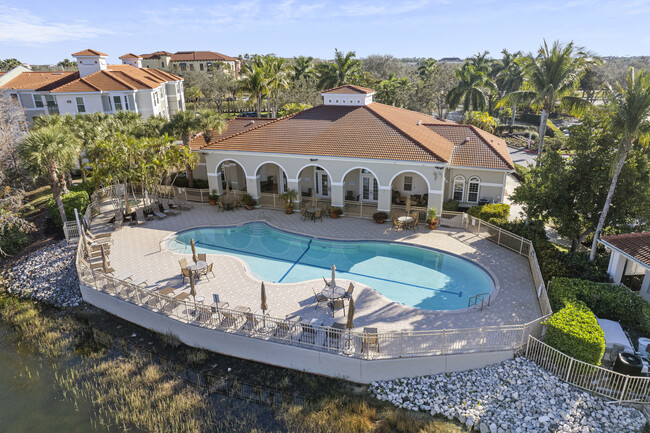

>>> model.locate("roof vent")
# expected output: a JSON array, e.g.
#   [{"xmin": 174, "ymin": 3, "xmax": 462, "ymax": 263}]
[
  {"xmin": 249, "ymin": 120, "xmax": 255, "ymax": 124},
  {"xmin": 417, "ymin": 120, "xmax": 422, "ymax": 125},
  {"xmin": 465, "ymin": 137, "xmax": 471, "ymax": 143}
]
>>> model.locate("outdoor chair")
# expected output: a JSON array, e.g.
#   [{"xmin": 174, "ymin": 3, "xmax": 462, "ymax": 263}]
[
  {"xmin": 179, "ymin": 258, "xmax": 188, "ymax": 269},
  {"xmin": 313, "ymin": 288, "xmax": 329, "ymax": 310},
  {"xmin": 217, "ymin": 201, "xmax": 225, "ymax": 212},
  {"xmin": 172, "ymin": 197, "xmax": 193, "ymax": 210},
  {"xmin": 135, "ymin": 208, "xmax": 148, "ymax": 225},
  {"xmin": 411, "ymin": 212, "xmax": 419, "ymax": 231},
  {"xmin": 273, "ymin": 315, "xmax": 300, "ymax": 340},
  {"xmin": 162, "ymin": 200, "xmax": 181, "ymax": 216},
  {"xmin": 313, "ymin": 208, "xmax": 322, "ymax": 222},
  {"xmin": 391, "ymin": 215, "xmax": 403, "ymax": 230},
  {"xmin": 300, "ymin": 208, "xmax": 307, "ymax": 221},
  {"xmin": 330, "ymin": 298, "xmax": 347, "ymax": 317},
  {"xmin": 196, "ymin": 305, "xmax": 212, "ymax": 324},
  {"xmin": 362, "ymin": 327, "xmax": 380, "ymax": 354},
  {"xmin": 243, "ymin": 311, "xmax": 259, "ymax": 332},
  {"xmin": 113, "ymin": 210, "xmax": 123, "ymax": 230},
  {"xmin": 149, "ymin": 206, "xmax": 167, "ymax": 220},
  {"xmin": 344, "ymin": 283, "xmax": 354, "ymax": 299},
  {"xmin": 200, "ymin": 263, "xmax": 215, "ymax": 280},
  {"xmin": 198, "ymin": 253, "xmax": 207, "ymax": 262},
  {"xmin": 325, "ymin": 323, "xmax": 344, "ymax": 350},
  {"xmin": 85, "ymin": 230, "xmax": 113, "ymax": 244},
  {"xmin": 181, "ymin": 267, "xmax": 192, "ymax": 283}
]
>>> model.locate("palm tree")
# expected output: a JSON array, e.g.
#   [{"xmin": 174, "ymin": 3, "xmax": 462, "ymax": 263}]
[
  {"xmin": 198, "ymin": 109, "xmax": 227, "ymax": 144},
  {"xmin": 293, "ymin": 56, "xmax": 316, "ymax": 82},
  {"xmin": 446, "ymin": 64, "xmax": 497, "ymax": 115},
  {"xmin": 316, "ymin": 49, "xmax": 362, "ymax": 90},
  {"xmin": 19, "ymin": 124, "xmax": 79, "ymax": 224},
  {"xmin": 500, "ymin": 40, "xmax": 595, "ymax": 166},
  {"xmin": 467, "ymin": 51, "xmax": 492, "ymax": 75},
  {"xmin": 417, "ymin": 58, "xmax": 437, "ymax": 81},
  {"xmin": 166, "ymin": 110, "xmax": 201, "ymax": 187},
  {"xmin": 495, "ymin": 50, "xmax": 525, "ymax": 125},
  {"xmin": 267, "ymin": 57, "xmax": 291, "ymax": 117},
  {"xmin": 589, "ymin": 68, "xmax": 650, "ymax": 260},
  {"xmin": 185, "ymin": 86, "xmax": 203, "ymax": 110},
  {"xmin": 240, "ymin": 57, "xmax": 267, "ymax": 117}
]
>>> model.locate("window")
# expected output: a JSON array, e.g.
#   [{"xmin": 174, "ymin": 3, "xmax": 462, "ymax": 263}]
[
  {"xmin": 161, "ymin": 61, "xmax": 165, "ymax": 68},
  {"xmin": 190, "ymin": 64, "xmax": 195, "ymax": 71},
  {"xmin": 467, "ymin": 177, "xmax": 480, "ymax": 203},
  {"xmin": 180, "ymin": 63, "xmax": 187, "ymax": 71},
  {"xmin": 403, "ymin": 176, "xmax": 413, "ymax": 192},
  {"xmin": 76, "ymin": 97, "xmax": 86, "ymax": 113},
  {"xmin": 123, "ymin": 95, "xmax": 130, "ymax": 111},
  {"xmin": 199, "ymin": 63, "xmax": 204, "ymax": 71},
  {"xmin": 453, "ymin": 176, "xmax": 465, "ymax": 201},
  {"xmin": 113, "ymin": 96, "xmax": 123, "ymax": 111},
  {"xmin": 33, "ymin": 94, "xmax": 44, "ymax": 108}
]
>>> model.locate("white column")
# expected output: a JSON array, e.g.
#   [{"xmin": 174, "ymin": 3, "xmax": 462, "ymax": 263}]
[
  {"xmin": 246, "ymin": 175, "xmax": 260, "ymax": 199},
  {"xmin": 207, "ymin": 172, "xmax": 221, "ymax": 194},
  {"xmin": 377, "ymin": 186, "xmax": 391, "ymax": 212},
  {"xmin": 427, "ymin": 190, "xmax": 444, "ymax": 214},
  {"xmin": 607, "ymin": 251, "xmax": 627, "ymax": 284},
  {"xmin": 287, "ymin": 178, "xmax": 300, "ymax": 204},
  {"xmin": 330, "ymin": 182, "xmax": 344, "ymax": 208},
  {"xmin": 641, "ymin": 270, "xmax": 650, "ymax": 299}
]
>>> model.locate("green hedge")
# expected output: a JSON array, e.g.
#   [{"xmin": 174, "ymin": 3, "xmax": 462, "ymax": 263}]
[
  {"xmin": 172, "ymin": 177, "xmax": 209, "ymax": 189},
  {"xmin": 47, "ymin": 190, "xmax": 90, "ymax": 226},
  {"xmin": 544, "ymin": 301, "xmax": 605, "ymax": 365},
  {"xmin": 442, "ymin": 199, "xmax": 459, "ymax": 212},
  {"xmin": 467, "ymin": 203, "xmax": 510, "ymax": 221},
  {"xmin": 0, "ymin": 225, "xmax": 31, "ymax": 255},
  {"xmin": 549, "ymin": 277, "xmax": 650, "ymax": 335}
]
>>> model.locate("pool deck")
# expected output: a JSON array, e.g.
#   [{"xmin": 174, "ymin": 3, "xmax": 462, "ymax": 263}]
[{"xmin": 99, "ymin": 204, "xmax": 542, "ymax": 333}]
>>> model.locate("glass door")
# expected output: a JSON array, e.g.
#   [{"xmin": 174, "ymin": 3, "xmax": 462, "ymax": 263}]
[
  {"xmin": 361, "ymin": 174, "xmax": 378, "ymax": 201},
  {"xmin": 315, "ymin": 169, "xmax": 329, "ymax": 198}
]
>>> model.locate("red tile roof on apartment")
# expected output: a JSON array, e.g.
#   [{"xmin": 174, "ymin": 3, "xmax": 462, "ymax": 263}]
[
  {"xmin": 189, "ymin": 102, "xmax": 514, "ymax": 169},
  {"xmin": 171, "ymin": 51, "xmax": 238, "ymax": 62},
  {"xmin": 321, "ymin": 85, "xmax": 376, "ymax": 95},
  {"xmin": 72, "ymin": 49, "xmax": 108, "ymax": 57},
  {"xmin": 0, "ymin": 71, "xmax": 78, "ymax": 90},
  {"xmin": 600, "ymin": 232, "xmax": 650, "ymax": 268},
  {"xmin": 119, "ymin": 53, "xmax": 142, "ymax": 59},
  {"xmin": 49, "ymin": 65, "xmax": 182, "ymax": 93},
  {"xmin": 141, "ymin": 51, "xmax": 173, "ymax": 59}
]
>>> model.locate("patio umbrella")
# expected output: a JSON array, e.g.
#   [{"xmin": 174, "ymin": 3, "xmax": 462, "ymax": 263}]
[
  {"xmin": 311, "ymin": 191, "xmax": 316, "ymax": 208},
  {"xmin": 405, "ymin": 195, "xmax": 412, "ymax": 215},
  {"xmin": 346, "ymin": 297, "xmax": 355, "ymax": 330},
  {"xmin": 189, "ymin": 271, "xmax": 197, "ymax": 302},
  {"xmin": 191, "ymin": 238, "xmax": 198, "ymax": 263},
  {"xmin": 101, "ymin": 244, "xmax": 109, "ymax": 273},
  {"xmin": 331, "ymin": 264, "xmax": 336, "ymax": 288}
]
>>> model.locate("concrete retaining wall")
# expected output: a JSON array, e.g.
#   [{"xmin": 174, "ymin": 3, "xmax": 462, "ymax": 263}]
[{"xmin": 81, "ymin": 285, "xmax": 514, "ymax": 383}]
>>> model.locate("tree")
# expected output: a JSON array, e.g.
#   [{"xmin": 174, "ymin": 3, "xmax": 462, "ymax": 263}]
[
  {"xmin": 267, "ymin": 57, "xmax": 291, "ymax": 117},
  {"xmin": 185, "ymin": 86, "xmax": 204, "ymax": 109},
  {"xmin": 446, "ymin": 63, "xmax": 497, "ymax": 115},
  {"xmin": 494, "ymin": 50, "xmax": 524, "ymax": 124},
  {"xmin": 240, "ymin": 56, "xmax": 268, "ymax": 117},
  {"xmin": 292, "ymin": 56, "xmax": 316, "ymax": 82},
  {"xmin": 0, "ymin": 93, "xmax": 27, "ymax": 184},
  {"xmin": 417, "ymin": 58, "xmax": 438, "ymax": 81},
  {"xmin": 316, "ymin": 49, "xmax": 362, "ymax": 89},
  {"xmin": 361, "ymin": 54, "xmax": 407, "ymax": 81},
  {"xmin": 56, "ymin": 59, "xmax": 77, "ymax": 70},
  {"xmin": 19, "ymin": 125, "xmax": 79, "ymax": 224},
  {"xmin": 499, "ymin": 40, "xmax": 595, "ymax": 166},
  {"xmin": 0, "ymin": 58, "xmax": 21, "ymax": 71},
  {"xmin": 166, "ymin": 111, "xmax": 202, "ymax": 187},
  {"xmin": 590, "ymin": 68, "xmax": 650, "ymax": 260},
  {"xmin": 512, "ymin": 111, "xmax": 650, "ymax": 252},
  {"xmin": 375, "ymin": 74, "xmax": 411, "ymax": 107},
  {"xmin": 72, "ymin": 112, "xmax": 111, "ymax": 182},
  {"xmin": 198, "ymin": 109, "xmax": 227, "ymax": 143}
]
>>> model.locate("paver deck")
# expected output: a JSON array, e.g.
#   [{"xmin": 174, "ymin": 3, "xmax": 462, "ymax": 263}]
[{"xmin": 100, "ymin": 203, "xmax": 542, "ymax": 333}]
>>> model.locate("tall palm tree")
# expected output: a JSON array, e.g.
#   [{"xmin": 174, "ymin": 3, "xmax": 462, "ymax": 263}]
[
  {"xmin": 495, "ymin": 50, "xmax": 525, "ymax": 125},
  {"xmin": 240, "ymin": 57, "xmax": 267, "ymax": 117},
  {"xmin": 500, "ymin": 40, "xmax": 595, "ymax": 166},
  {"xmin": 267, "ymin": 57, "xmax": 291, "ymax": 117},
  {"xmin": 292, "ymin": 56, "xmax": 316, "ymax": 82},
  {"xmin": 166, "ymin": 110, "xmax": 201, "ymax": 187},
  {"xmin": 417, "ymin": 58, "xmax": 437, "ymax": 81},
  {"xmin": 199, "ymin": 109, "xmax": 227, "ymax": 143},
  {"xmin": 19, "ymin": 124, "xmax": 79, "ymax": 224},
  {"xmin": 468, "ymin": 51, "xmax": 493, "ymax": 75},
  {"xmin": 589, "ymin": 68, "xmax": 650, "ymax": 260},
  {"xmin": 446, "ymin": 64, "xmax": 497, "ymax": 115},
  {"xmin": 185, "ymin": 86, "xmax": 204, "ymax": 110},
  {"xmin": 316, "ymin": 49, "xmax": 362, "ymax": 90}
]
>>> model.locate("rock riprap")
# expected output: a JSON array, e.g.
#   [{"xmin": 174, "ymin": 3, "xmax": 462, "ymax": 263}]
[
  {"xmin": 369, "ymin": 357, "xmax": 646, "ymax": 432},
  {"xmin": 2, "ymin": 241, "xmax": 81, "ymax": 307}
]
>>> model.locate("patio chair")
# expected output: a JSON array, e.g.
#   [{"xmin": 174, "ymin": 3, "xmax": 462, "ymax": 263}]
[
  {"xmin": 134, "ymin": 208, "xmax": 146, "ymax": 225},
  {"xmin": 243, "ymin": 311, "xmax": 259, "ymax": 332},
  {"xmin": 273, "ymin": 315, "xmax": 300, "ymax": 340},
  {"xmin": 344, "ymin": 283, "xmax": 354, "ymax": 299},
  {"xmin": 162, "ymin": 200, "xmax": 181, "ymax": 216},
  {"xmin": 181, "ymin": 267, "xmax": 192, "ymax": 283},
  {"xmin": 200, "ymin": 263, "xmax": 215, "ymax": 280},
  {"xmin": 196, "ymin": 305, "xmax": 212, "ymax": 324},
  {"xmin": 198, "ymin": 253, "xmax": 207, "ymax": 262},
  {"xmin": 313, "ymin": 208, "xmax": 322, "ymax": 222},
  {"xmin": 362, "ymin": 327, "xmax": 380, "ymax": 354},
  {"xmin": 391, "ymin": 214, "xmax": 403, "ymax": 230},
  {"xmin": 325, "ymin": 323, "xmax": 345, "ymax": 350},
  {"xmin": 217, "ymin": 201, "xmax": 225, "ymax": 212},
  {"xmin": 300, "ymin": 208, "xmax": 307, "ymax": 221},
  {"xmin": 179, "ymin": 258, "xmax": 188, "ymax": 269},
  {"xmin": 149, "ymin": 206, "xmax": 167, "ymax": 220},
  {"xmin": 172, "ymin": 197, "xmax": 193, "ymax": 210},
  {"xmin": 113, "ymin": 210, "xmax": 123, "ymax": 230},
  {"xmin": 330, "ymin": 298, "xmax": 347, "ymax": 317},
  {"xmin": 313, "ymin": 288, "xmax": 329, "ymax": 310}
]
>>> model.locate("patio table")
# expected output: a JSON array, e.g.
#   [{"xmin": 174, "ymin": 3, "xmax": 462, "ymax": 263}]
[
  {"xmin": 187, "ymin": 261, "xmax": 207, "ymax": 279},
  {"xmin": 321, "ymin": 284, "xmax": 346, "ymax": 299},
  {"xmin": 305, "ymin": 207, "xmax": 319, "ymax": 221},
  {"xmin": 398, "ymin": 216, "xmax": 414, "ymax": 224}
]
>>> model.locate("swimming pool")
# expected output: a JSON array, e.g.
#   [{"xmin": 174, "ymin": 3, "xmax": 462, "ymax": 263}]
[{"xmin": 164, "ymin": 223, "xmax": 494, "ymax": 311}]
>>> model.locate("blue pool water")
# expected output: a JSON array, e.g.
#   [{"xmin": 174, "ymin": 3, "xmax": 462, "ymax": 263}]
[{"xmin": 165, "ymin": 223, "xmax": 493, "ymax": 311}]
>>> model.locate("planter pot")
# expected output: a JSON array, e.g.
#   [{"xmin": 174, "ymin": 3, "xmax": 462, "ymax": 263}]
[
  {"xmin": 428, "ymin": 220, "xmax": 439, "ymax": 230},
  {"xmin": 331, "ymin": 214, "xmax": 340, "ymax": 219},
  {"xmin": 374, "ymin": 219, "xmax": 385, "ymax": 224},
  {"xmin": 285, "ymin": 208, "xmax": 294, "ymax": 215},
  {"xmin": 209, "ymin": 199, "xmax": 217, "ymax": 206}
]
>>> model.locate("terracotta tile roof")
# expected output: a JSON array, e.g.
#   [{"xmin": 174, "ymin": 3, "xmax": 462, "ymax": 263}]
[
  {"xmin": 600, "ymin": 232, "xmax": 650, "ymax": 268},
  {"xmin": 171, "ymin": 51, "xmax": 238, "ymax": 62},
  {"xmin": 141, "ymin": 51, "xmax": 173, "ymax": 59},
  {"xmin": 119, "ymin": 53, "xmax": 142, "ymax": 59},
  {"xmin": 0, "ymin": 71, "xmax": 77, "ymax": 90},
  {"xmin": 321, "ymin": 85, "xmax": 376, "ymax": 95},
  {"xmin": 72, "ymin": 49, "xmax": 108, "ymax": 56},
  {"xmin": 426, "ymin": 124, "xmax": 514, "ymax": 170},
  {"xmin": 189, "ymin": 102, "xmax": 513, "ymax": 169},
  {"xmin": 50, "ymin": 65, "xmax": 182, "ymax": 93}
]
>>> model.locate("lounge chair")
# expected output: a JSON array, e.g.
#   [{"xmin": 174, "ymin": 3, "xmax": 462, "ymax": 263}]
[
  {"xmin": 162, "ymin": 200, "xmax": 181, "ymax": 216},
  {"xmin": 85, "ymin": 230, "xmax": 113, "ymax": 244},
  {"xmin": 344, "ymin": 283, "xmax": 354, "ymax": 299},
  {"xmin": 159, "ymin": 286, "xmax": 176, "ymax": 296},
  {"xmin": 149, "ymin": 206, "xmax": 167, "ymax": 220},
  {"xmin": 113, "ymin": 210, "xmax": 123, "ymax": 230},
  {"xmin": 243, "ymin": 311, "xmax": 260, "ymax": 332},
  {"xmin": 325, "ymin": 322, "xmax": 345, "ymax": 350},
  {"xmin": 135, "ymin": 208, "xmax": 150, "ymax": 224},
  {"xmin": 330, "ymin": 299, "xmax": 347, "ymax": 317},
  {"xmin": 273, "ymin": 315, "xmax": 300, "ymax": 340},
  {"xmin": 313, "ymin": 288, "xmax": 329, "ymax": 310},
  {"xmin": 172, "ymin": 197, "xmax": 193, "ymax": 210}
]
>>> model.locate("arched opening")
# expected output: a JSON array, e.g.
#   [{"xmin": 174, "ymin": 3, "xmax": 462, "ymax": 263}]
[
  {"xmin": 390, "ymin": 171, "xmax": 429, "ymax": 218},
  {"xmin": 467, "ymin": 176, "xmax": 481, "ymax": 203},
  {"xmin": 256, "ymin": 162, "xmax": 288, "ymax": 195},
  {"xmin": 453, "ymin": 175, "xmax": 465, "ymax": 202},
  {"xmin": 342, "ymin": 168, "xmax": 380, "ymax": 217},
  {"xmin": 298, "ymin": 165, "xmax": 332, "ymax": 209},
  {"xmin": 216, "ymin": 159, "xmax": 247, "ymax": 198}
]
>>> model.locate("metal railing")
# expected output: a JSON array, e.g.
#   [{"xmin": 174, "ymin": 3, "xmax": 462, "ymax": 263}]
[
  {"xmin": 440, "ymin": 211, "xmax": 553, "ymax": 317},
  {"xmin": 526, "ymin": 336, "xmax": 650, "ymax": 403}
]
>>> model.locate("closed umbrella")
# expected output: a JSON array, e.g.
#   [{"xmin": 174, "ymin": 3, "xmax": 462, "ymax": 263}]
[
  {"xmin": 191, "ymin": 238, "xmax": 197, "ymax": 263},
  {"xmin": 331, "ymin": 264, "xmax": 336, "ymax": 289},
  {"xmin": 346, "ymin": 297, "xmax": 355, "ymax": 330},
  {"xmin": 189, "ymin": 271, "xmax": 197, "ymax": 315},
  {"xmin": 311, "ymin": 191, "xmax": 316, "ymax": 208},
  {"xmin": 101, "ymin": 244, "xmax": 109, "ymax": 273},
  {"xmin": 260, "ymin": 282, "xmax": 269, "ymax": 331},
  {"xmin": 405, "ymin": 195, "xmax": 412, "ymax": 215}
]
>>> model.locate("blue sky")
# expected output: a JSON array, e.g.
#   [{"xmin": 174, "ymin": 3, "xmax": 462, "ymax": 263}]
[{"xmin": 1, "ymin": 0, "xmax": 649, "ymax": 64}]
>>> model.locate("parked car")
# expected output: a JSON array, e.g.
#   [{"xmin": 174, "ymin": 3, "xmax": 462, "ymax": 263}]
[{"xmin": 238, "ymin": 112, "xmax": 258, "ymax": 118}]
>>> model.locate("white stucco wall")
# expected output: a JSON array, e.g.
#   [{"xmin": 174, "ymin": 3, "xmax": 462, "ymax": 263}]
[{"xmin": 444, "ymin": 167, "xmax": 508, "ymax": 206}]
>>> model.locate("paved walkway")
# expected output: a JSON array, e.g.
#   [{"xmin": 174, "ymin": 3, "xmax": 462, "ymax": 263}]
[{"xmin": 99, "ymin": 204, "xmax": 542, "ymax": 333}]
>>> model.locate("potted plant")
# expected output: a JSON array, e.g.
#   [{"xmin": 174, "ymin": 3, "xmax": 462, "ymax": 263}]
[
  {"xmin": 208, "ymin": 189, "xmax": 218, "ymax": 206},
  {"xmin": 330, "ymin": 206, "xmax": 343, "ymax": 219},
  {"xmin": 242, "ymin": 194, "xmax": 256, "ymax": 210},
  {"xmin": 426, "ymin": 206, "xmax": 439, "ymax": 230},
  {"xmin": 372, "ymin": 211, "xmax": 388, "ymax": 224},
  {"xmin": 279, "ymin": 189, "xmax": 298, "ymax": 214}
]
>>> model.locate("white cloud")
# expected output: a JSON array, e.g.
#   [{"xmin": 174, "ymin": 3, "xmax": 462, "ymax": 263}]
[
  {"xmin": 339, "ymin": 0, "xmax": 429, "ymax": 17},
  {"xmin": 0, "ymin": 7, "xmax": 111, "ymax": 44}
]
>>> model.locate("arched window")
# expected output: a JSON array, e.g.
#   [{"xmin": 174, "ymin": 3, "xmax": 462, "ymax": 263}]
[
  {"xmin": 453, "ymin": 176, "xmax": 465, "ymax": 201},
  {"xmin": 467, "ymin": 176, "xmax": 481, "ymax": 203}
]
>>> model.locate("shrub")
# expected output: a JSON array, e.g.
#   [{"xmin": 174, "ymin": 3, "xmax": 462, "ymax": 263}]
[
  {"xmin": 513, "ymin": 163, "xmax": 530, "ymax": 182},
  {"xmin": 47, "ymin": 190, "xmax": 90, "ymax": 226},
  {"xmin": 544, "ymin": 301, "xmax": 605, "ymax": 365},
  {"xmin": 0, "ymin": 225, "xmax": 31, "ymax": 255},
  {"xmin": 544, "ymin": 136, "xmax": 566, "ymax": 151},
  {"xmin": 172, "ymin": 177, "xmax": 209, "ymax": 189},
  {"xmin": 442, "ymin": 199, "xmax": 459, "ymax": 211},
  {"xmin": 549, "ymin": 277, "xmax": 650, "ymax": 335},
  {"xmin": 467, "ymin": 203, "xmax": 510, "ymax": 221}
]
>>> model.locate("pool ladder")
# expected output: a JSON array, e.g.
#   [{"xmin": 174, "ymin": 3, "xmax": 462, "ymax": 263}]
[{"xmin": 468, "ymin": 293, "xmax": 491, "ymax": 311}]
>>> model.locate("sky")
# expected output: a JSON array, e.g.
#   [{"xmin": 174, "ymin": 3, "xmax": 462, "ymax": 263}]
[{"xmin": 1, "ymin": 0, "xmax": 649, "ymax": 65}]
